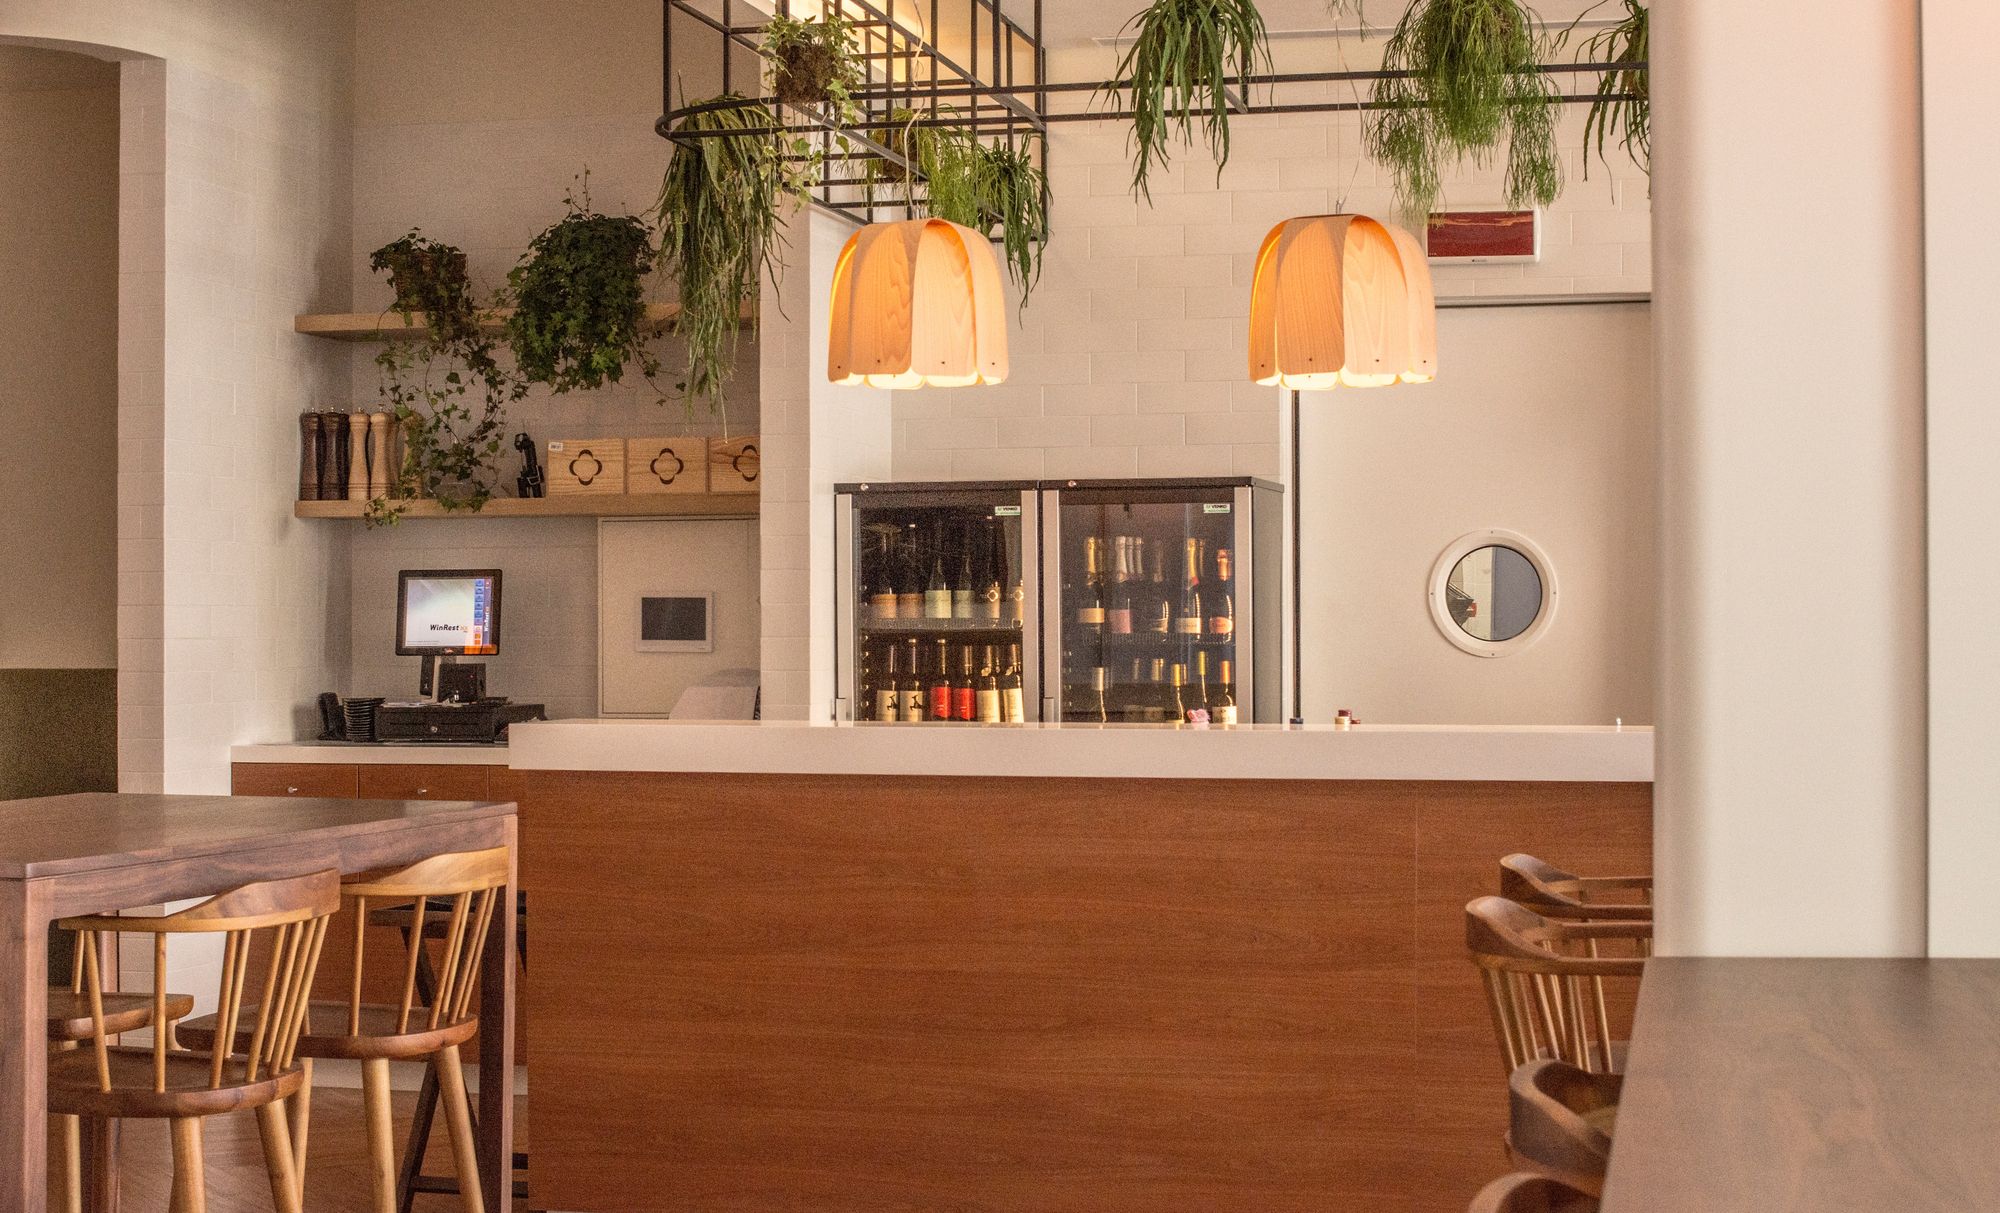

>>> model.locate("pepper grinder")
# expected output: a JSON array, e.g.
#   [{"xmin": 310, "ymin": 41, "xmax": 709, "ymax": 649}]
[
  {"xmin": 368, "ymin": 412, "xmax": 392, "ymax": 498},
  {"xmin": 346, "ymin": 412, "xmax": 370, "ymax": 501},
  {"xmin": 297, "ymin": 411, "xmax": 322, "ymax": 501}
]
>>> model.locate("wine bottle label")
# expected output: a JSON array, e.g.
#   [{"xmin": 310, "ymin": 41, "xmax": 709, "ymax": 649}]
[
  {"xmin": 871, "ymin": 593, "xmax": 899, "ymax": 621},
  {"xmin": 929, "ymin": 686, "xmax": 953, "ymax": 720},
  {"xmin": 976, "ymin": 689, "xmax": 1001, "ymax": 723},
  {"xmin": 981, "ymin": 587, "xmax": 1003, "ymax": 620},
  {"xmin": 1002, "ymin": 687, "xmax": 1025, "ymax": 722},
  {"xmin": 951, "ymin": 590, "xmax": 974, "ymax": 619},
  {"xmin": 1175, "ymin": 616, "xmax": 1204, "ymax": 635},
  {"xmin": 898, "ymin": 593, "xmax": 923, "ymax": 619},
  {"xmin": 1207, "ymin": 616, "xmax": 1234, "ymax": 636},
  {"xmin": 1077, "ymin": 605, "xmax": 1106, "ymax": 625},
  {"xmin": 1214, "ymin": 704, "xmax": 1238, "ymax": 725},
  {"xmin": 875, "ymin": 691, "xmax": 899, "ymax": 722},
  {"xmin": 900, "ymin": 690, "xmax": 925, "ymax": 721},
  {"xmin": 955, "ymin": 687, "xmax": 976, "ymax": 721},
  {"xmin": 1107, "ymin": 608, "xmax": 1133, "ymax": 634},
  {"xmin": 924, "ymin": 590, "xmax": 953, "ymax": 619}
]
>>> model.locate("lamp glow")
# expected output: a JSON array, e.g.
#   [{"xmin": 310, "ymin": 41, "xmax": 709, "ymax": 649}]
[
  {"xmin": 827, "ymin": 218, "xmax": 1008, "ymax": 389},
  {"xmin": 1248, "ymin": 214, "xmax": 1437, "ymax": 390}
]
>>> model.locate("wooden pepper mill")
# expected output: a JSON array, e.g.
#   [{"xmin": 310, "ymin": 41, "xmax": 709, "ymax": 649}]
[{"xmin": 346, "ymin": 413, "xmax": 370, "ymax": 501}]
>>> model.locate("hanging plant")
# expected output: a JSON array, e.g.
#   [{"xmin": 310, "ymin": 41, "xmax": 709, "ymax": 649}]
[
  {"xmin": 1563, "ymin": 0, "xmax": 1648, "ymax": 178},
  {"xmin": 1366, "ymin": 0, "xmax": 1564, "ymax": 217},
  {"xmin": 362, "ymin": 232, "xmax": 526, "ymax": 525},
  {"xmin": 505, "ymin": 177, "xmax": 661, "ymax": 393},
  {"xmin": 912, "ymin": 120, "xmax": 986, "ymax": 230},
  {"xmin": 656, "ymin": 97, "xmax": 788, "ymax": 413},
  {"xmin": 978, "ymin": 138, "xmax": 1049, "ymax": 308},
  {"xmin": 368, "ymin": 230, "xmax": 477, "ymax": 344},
  {"xmin": 1102, "ymin": 0, "xmax": 1273, "ymax": 201},
  {"xmin": 762, "ymin": 9, "xmax": 864, "ymax": 119}
]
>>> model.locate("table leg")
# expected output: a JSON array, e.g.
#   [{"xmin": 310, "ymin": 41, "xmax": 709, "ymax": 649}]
[
  {"xmin": 475, "ymin": 830, "xmax": 516, "ymax": 1213},
  {"xmin": 1, "ymin": 879, "xmax": 52, "ymax": 1213}
]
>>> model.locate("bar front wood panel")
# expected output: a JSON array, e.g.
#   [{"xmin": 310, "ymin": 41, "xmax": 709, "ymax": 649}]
[{"xmin": 522, "ymin": 771, "xmax": 1652, "ymax": 1213}]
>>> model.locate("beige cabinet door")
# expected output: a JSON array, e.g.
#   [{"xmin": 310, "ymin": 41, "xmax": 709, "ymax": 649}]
[{"xmin": 597, "ymin": 517, "xmax": 760, "ymax": 716}]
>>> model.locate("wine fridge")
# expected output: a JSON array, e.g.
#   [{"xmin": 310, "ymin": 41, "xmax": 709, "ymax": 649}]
[{"xmin": 835, "ymin": 477, "xmax": 1282, "ymax": 724}]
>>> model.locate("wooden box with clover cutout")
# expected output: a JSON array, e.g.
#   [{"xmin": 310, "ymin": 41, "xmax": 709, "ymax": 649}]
[
  {"xmin": 624, "ymin": 437, "xmax": 710, "ymax": 496},
  {"xmin": 546, "ymin": 437, "xmax": 626, "ymax": 496}
]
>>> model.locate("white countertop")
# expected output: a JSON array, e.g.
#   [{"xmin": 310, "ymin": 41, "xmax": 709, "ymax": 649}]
[
  {"xmin": 505, "ymin": 720, "xmax": 1654, "ymax": 783},
  {"xmin": 232, "ymin": 742, "xmax": 505, "ymax": 766}
]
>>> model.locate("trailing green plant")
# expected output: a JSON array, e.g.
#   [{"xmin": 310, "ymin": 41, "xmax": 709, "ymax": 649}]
[
  {"xmin": 363, "ymin": 232, "xmax": 527, "ymax": 526},
  {"xmin": 368, "ymin": 230, "xmax": 477, "ymax": 344},
  {"xmin": 1102, "ymin": 0, "xmax": 1273, "ymax": 201},
  {"xmin": 656, "ymin": 97, "xmax": 789, "ymax": 413},
  {"xmin": 978, "ymin": 138, "xmax": 1049, "ymax": 307},
  {"xmin": 762, "ymin": 9, "xmax": 864, "ymax": 119},
  {"xmin": 505, "ymin": 178, "xmax": 661, "ymax": 393},
  {"xmin": 1561, "ymin": 0, "xmax": 1648, "ymax": 178},
  {"xmin": 1365, "ymin": 0, "xmax": 1564, "ymax": 217},
  {"xmin": 913, "ymin": 119, "xmax": 986, "ymax": 230}
]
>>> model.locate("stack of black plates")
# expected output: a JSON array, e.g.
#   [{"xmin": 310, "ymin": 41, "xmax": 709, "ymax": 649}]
[{"xmin": 342, "ymin": 697, "xmax": 384, "ymax": 743}]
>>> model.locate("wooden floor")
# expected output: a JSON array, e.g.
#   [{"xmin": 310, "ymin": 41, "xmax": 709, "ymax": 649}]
[{"xmin": 64, "ymin": 1088, "xmax": 528, "ymax": 1213}]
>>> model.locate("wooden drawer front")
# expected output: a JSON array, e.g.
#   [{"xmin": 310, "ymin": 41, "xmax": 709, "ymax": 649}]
[
  {"xmin": 230, "ymin": 762, "xmax": 358, "ymax": 799},
  {"xmin": 356, "ymin": 763, "xmax": 490, "ymax": 802}
]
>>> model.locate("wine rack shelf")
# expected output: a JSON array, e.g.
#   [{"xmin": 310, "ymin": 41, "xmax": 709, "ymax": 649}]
[
  {"xmin": 294, "ymin": 493, "xmax": 757, "ymax": 521},
  {"xmin": 858, "ymin": 619, "xmax": 1024, "ymax": 635}
]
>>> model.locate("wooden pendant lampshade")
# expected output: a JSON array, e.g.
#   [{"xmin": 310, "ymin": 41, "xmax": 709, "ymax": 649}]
[
  {"xmin": 1248, "ymin": 214, "xmax": 1437, "ymax": 390},
  {"xmin": 828, "ymin": 217, "xmax": 1008, "ymax": 388}
]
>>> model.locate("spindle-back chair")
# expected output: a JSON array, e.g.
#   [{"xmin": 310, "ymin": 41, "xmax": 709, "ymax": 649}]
[
  {"xmin": 1499, "ymin": 854, "xmax": 1653, "ymax": 927},
  {"xmin": 1506, "ymin": 1058, "xmax": 1622, "ymax": 1197},
  {"xmin": 1468, "ymin": 1173, "xmax": 1601, "ymax": 1213},
  {"xmin": 182, "ymin": 845, "xmax": 508, "ymax": 1213},
  {"xmin": 1467, "ymin": 896, "xmax": 1648, "ymax": 1077},
  {"xmin": 45, "ymin": 869, "xmax": 340, "ymax": 1213}
]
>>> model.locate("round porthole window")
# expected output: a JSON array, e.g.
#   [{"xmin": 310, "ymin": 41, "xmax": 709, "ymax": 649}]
[{"xmin": 1428, "ymin": 530, "xmax": 1558, "ymax": 657}]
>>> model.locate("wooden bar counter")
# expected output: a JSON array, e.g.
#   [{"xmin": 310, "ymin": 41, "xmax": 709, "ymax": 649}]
[{"xmin": 504, "ymin": 721, "xmax": 1651, "ymax": 1212}]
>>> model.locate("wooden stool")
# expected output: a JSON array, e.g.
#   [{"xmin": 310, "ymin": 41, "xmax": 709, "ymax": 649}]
[
  {"xmin": 182, "ymin": 846, "xmax": 508, "ymax": 1213},
  {"xmin": 1468, "ymin": 1173, "xmax": 1600, "ymax": 1213},
  {"xmin": 1506, "ymin": 1059, "xmax": 1621, "ymax": 1197},
  {"xmin": 46, "ymin": 870, "xmax": 341, "ymax": 1213},
  {"xmin": 368, "ymin": 893, "xmax": 528, "ymax": 1212},
  {"xmin": 1499, "ymin": 854, "xmax": 1652, "ymax": 924},
  {"xmin": 1467, "ymin": 896, "xmax": 1648, "ymax": 1077}
]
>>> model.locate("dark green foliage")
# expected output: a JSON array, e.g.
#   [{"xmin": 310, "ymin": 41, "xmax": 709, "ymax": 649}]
[
  {"xmin": 1104, "ymin": 0, "xmax": 1273, "ymax": 201},
  {"xmin": 979, "ymin": 139, "xmax": 1049, "ymax": 309},
  {"xmin": 1563, "ymin": 0, "xmax": 1648, "ymax": 178},
  {"xmin": 762, "ymin": 9, "xmax": 865, "ymax": 118},
  {"xmin": 1366, "ymin": 0, "xmax": 1563, "ymax": 217},
  {"xmin": 656, "ymin": 98, "xmax": 787, "ymax": 414},
  {"xmin": 505, "ymin": 181, "xmax": 661, "ymax": 394},
  {"xmin": 369, "ymin": 230, "xmax": 476, "ymax": 344}
]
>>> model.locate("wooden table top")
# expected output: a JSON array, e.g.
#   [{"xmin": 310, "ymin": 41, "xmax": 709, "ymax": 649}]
[
  {"xmin": 1603, "ymin": 957, "xmax": 2000, "ymax": 1212},
  {"xmin": 0, "ymin": 792, "xmax": 515, "ymax": 879}
]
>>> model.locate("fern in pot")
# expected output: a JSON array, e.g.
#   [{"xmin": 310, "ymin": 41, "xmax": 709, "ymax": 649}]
[
  {"xmin": 1102, "ymin": 0, "xmax": 1273, "ymax": 201},
  {"xmin": 505, "ymin": 178, "xmax": 661, "ymax": 393},
  {"xmin": 1366, "ymin": 0, "xmax": 1564, "ymax": 217}
]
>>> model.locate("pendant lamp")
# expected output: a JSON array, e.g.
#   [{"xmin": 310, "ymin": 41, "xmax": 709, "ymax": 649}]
[
  {"xmin": 828, "ymin": 217, "xmax": 1008, "ymax": 388},
  {"xmin": 1248, "ymin": 214, "xmax": 1437, "ymax": 390}
]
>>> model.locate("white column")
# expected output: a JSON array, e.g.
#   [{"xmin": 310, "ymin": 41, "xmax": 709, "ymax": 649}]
[
  {"xmin": 1923, "ymin": 0, "xmax": 2000, "ymax": 956},
  {"xmin": 1651, "ymin": 2, "xmax": 1926, "ymax": 955}
]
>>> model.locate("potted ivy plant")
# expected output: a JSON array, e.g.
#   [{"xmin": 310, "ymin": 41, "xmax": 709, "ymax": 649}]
[
  {"xmin": 1102, "ymin": 0, "xmax": 1273, "ymax": 201},
  {"xmin": 363, "ymin": 231, "xmax": 526, "ymax": 525},
  {"xmin": 762, "ymin": 9, "xmax": 864, "ymax": 116},
  {"xmin": 656, "ymin": 97, "xmax": 788, "ymax": 412},
  {"xmin": 505, "ymin": 178, "xmax": 662, "ymax": 394},
  {"xmin": 1366, "ymin": 0, "xmax": 1564, "ymax": 216}
]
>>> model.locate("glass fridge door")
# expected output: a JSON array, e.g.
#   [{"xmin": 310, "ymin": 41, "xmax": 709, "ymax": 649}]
[
  {"xmin": 1045, "ymin": 484, "xmax": 1252, "ymax": 725},
  {"xmin": 837, "ymin": 486, "xmax": 1039, "ymax": 723}
]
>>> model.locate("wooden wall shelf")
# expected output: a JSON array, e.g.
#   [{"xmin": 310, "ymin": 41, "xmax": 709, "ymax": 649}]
[
  {"xmin": 294, "ymin": 493, "xmax": 758, "ymax": 520},
  {"xmin": 293, "ymin": 301, "xmax": 756, "ymax": 342}
]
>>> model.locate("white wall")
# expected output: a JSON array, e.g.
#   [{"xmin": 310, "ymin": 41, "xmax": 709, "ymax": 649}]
[
  {"xmin": 0, "ymin": 5, "xmax": 357, "ymax": 795},
  {"xmin": 1923, "ymin": 0, "xmax": 2000, "ymax": 956},
  {"xmin": 1652, "ymin": 1, "xmax": 1926, "ymax": 956},
  {"xmin": 0, "ymin": 49, "xmax": 118, "ymax": 670},
  {"xmin": 343, "ymin": 0, "xmax": 758, "ymax": 715},
  {"xmin": 1300, "ymin": 302, "xmax": 1655, "ymax": 725}
]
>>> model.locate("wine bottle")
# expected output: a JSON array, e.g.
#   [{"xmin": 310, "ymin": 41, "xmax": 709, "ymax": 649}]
[
  {"xmin": 875, "ymin": 645, "xmax": 901, "ymax": 722},
  {"xmin": 1001, "ymin": 643, "xmax": 1026, "ymax": 722},
  {"xmin": 925, "ymin": 526, "xmax": 952, "ymax": 619},
  {"xmin": 1107, "ymin": 536, "xmax": 1134, "ymax": 634},
  {"xmin": 981, "ymin": 522, "xmax": 1005, "ymax": 621},
  {"xmin": 952, "ymin": 526, "xmax": 975, "ymax": 620},
  {"xmin": 1169, "ymin": 662, "xmax": 1190, "ymax": 724},
  {"xmin": 869, "ymin": 531, "xmax": 898, "ymax": 622},
  {"xmin": 1143, "ymin": 658, "xmax": 1170, "ymax": 723},
  {"xmin": 1076, "ymin": 536, "xmax": 1107, "ymax": 630},
  {"xmin": 1192, "ymin": 651, "xmax": 1213, "ymax": 724},
  {"xmin": 1176, "ymin": 538, "xmax": 1204, "ymax": 636},
  {"xmin": 1078, "ymin": 666, "xmax": 1109, "ymax": 723},
  {"xmin": 929, "ymin": 638, "xmax": 953, "ymax": 722},
  {"xmin": 1212, "ymin": 659, "xmax": 1238, "ymax": 725},
  {"xmin": 954, "ymin": 646, "xmax": 976, "ymax": 722},
  {"xmin": 1207, "ymin": 547, "xmax": 1236, "ymax": 637},
  {"xmin": 897, "ymin": 529, "xmax": 923, "ymax": 620},
  {"xmin": 1146, "ymin": 540, "xmax": 1172, "ymax": 633},
  {"xmin": 976, "ymin": 645, "xmax": 1002, "ymax": 723},
  {"xmin": 901, "ymin": 639, "xmax": 926, "ymax": 721}
]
